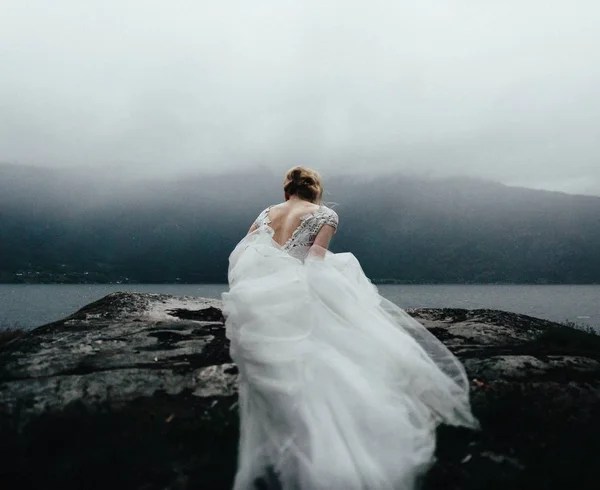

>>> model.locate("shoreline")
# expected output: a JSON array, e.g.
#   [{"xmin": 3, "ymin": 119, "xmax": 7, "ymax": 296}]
[{"xmin": 2, "ymin": 281, "xmax": 600, "ymax": 286}]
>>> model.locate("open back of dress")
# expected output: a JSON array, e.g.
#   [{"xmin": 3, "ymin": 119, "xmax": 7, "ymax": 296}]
[{"xmin": 253, "ymin": 204, "xmax": 339, "ymax": 260}]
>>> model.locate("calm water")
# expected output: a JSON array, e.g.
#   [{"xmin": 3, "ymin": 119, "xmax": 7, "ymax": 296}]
[{"xmin": 1, "ymin": 284, "xmax": 599, "ymax": 332}]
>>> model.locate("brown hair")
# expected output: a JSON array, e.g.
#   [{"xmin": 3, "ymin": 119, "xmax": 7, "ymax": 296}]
[{"xmin": 283, "ymin": 166, "xmax": 323, "ymax": 203}]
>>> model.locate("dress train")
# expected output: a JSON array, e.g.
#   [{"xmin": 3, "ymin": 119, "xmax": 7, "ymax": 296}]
[{"xmin": 223, "ymin": 229, "xmax": 478, "ymax": 490}]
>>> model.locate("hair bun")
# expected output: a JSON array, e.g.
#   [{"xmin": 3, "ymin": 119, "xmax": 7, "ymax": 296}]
[
  {"xmin": 300, "ymin": 176, "xmax": 315, "ymax": 186},
  {"xmin": 283, "ymin": 166, "xmax": 323, "ymax": 203},
  {"xmin": 290, "ymin": 169, "xmax": 303, "ymax": 183}
]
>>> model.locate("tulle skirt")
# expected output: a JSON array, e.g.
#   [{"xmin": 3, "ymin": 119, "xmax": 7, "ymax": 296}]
[{"xmin": 222, "ymin": 229, "xmax": 478, "ymax": 490}]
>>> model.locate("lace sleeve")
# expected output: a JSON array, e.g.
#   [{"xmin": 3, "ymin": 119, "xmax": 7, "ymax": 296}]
[
  {"xmin": 253, "ymin": 206, "xmax": 272, "ymax": 227},
  {"xmin": 322, "ymin": 208, "xmax": 339, "ymax": 231}
]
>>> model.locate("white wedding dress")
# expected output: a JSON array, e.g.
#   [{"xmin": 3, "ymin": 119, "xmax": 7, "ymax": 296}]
[{"xmin": 222, "ymin": 205, "xmax": 478, "ymax": 490}]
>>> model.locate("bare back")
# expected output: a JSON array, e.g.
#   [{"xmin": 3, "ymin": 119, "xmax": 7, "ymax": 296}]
[
  {"xmin": 267, "ymin": 201, "xmax": 321, "ymax": 247},
  {"xmin": 250, "ymin": 199, "xmax": 339, "ymax": 259}
]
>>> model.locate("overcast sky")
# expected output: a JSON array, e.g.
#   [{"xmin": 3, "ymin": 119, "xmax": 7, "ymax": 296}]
[{"xmin": 1, "ymin": 1, "xmax": 599, "ymax": 195}]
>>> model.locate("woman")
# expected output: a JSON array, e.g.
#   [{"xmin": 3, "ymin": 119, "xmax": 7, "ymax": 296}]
[{"xmin": 222, "ymin": 167, "xmax": 478, "ymax": 490}]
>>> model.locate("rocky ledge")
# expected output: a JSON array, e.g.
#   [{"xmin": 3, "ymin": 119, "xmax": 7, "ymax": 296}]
[{"xmin": 1, "ymin": 292, "xmax": 599, "ymax": 490}]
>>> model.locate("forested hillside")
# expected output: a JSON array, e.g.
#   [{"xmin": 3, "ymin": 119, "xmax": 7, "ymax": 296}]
[{"xmin": 2, "ymin": 163, "xmax": 599, "ymax": 283}]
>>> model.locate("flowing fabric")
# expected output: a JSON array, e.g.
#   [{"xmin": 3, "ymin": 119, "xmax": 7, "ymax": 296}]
[{"xmin": 222, "ymin": 228, "xmax": 478, "ymax": 490}]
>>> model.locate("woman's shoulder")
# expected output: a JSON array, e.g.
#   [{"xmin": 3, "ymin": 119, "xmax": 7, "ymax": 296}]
[
  {"xmin": 254, "ymin": 205, "xmax": 275, "ymax": 225},
  {"xmin": 319, "ymin": 204, "xmax": 338, "ymax": 217},
  {"xmin": 253, "ymin": 202, "xmax": 288, "ymax": 225},
  {"xmin": 255, "ymin": 202, "xmax": 338, "ymax": 228},
  {"xmin": 317, "ymin": 205, "xmax": 339, "ymax": 229}
]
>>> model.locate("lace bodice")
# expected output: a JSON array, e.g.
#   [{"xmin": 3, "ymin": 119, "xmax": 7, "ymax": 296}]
[{"xmin": 254, "ymin": 204, "xmax": 339, "ymax": 260}]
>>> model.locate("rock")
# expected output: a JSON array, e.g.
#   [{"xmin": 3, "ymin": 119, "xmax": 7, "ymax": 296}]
[
  {"xmin": 408, "ymin": 308, "xmax": 600, "ymax": 490},
  {"xmin": 0, "ymin": 293, "xmax": 238, "ymax": 490},
  {"xmin": 1, "ymin": 293, "xmax": 599, "ymax": 490}
]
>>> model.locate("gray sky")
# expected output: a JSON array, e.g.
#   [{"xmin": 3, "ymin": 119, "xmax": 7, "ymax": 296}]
[{"xmin": 1, "ymin": 0, "xmax": 599, "ymax": 195}]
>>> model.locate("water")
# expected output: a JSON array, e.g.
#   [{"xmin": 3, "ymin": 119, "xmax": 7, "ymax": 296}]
[{"xmin": 1, "ymin": 284, "xmax": 599, "ymax": 332}]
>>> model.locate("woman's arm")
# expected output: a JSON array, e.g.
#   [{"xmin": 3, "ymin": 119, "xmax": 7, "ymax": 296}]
[
  {"xmin": 309, "ymin": 224, "xmax": 336, "ymax": 258},
  {"xmin": 314, "ymin": 224, "xmax": 335, "ymax": 249}
]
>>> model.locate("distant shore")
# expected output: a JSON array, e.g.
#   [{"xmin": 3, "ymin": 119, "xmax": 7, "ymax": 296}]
[{"xmin": 2, "ymin": 280, "xmax": 599, "ymax": 286}]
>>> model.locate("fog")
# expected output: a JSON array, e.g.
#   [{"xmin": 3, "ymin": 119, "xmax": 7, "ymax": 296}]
[{"xmin": 1, "ymin": 0, "xmax": 599, "ymax": 195}]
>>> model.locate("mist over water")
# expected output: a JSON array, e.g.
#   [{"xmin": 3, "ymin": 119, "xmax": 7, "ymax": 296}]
[{"xmin": 2, "ymin": 164, "xmax": 600, "ymax": 285}]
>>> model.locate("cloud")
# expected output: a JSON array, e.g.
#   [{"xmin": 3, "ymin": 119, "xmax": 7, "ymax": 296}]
[{"xmin": 1, "ymin": 0, "xmax": 599, "ymax": 195}]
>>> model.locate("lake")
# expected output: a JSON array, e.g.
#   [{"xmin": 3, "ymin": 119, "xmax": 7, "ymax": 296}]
[{"xmin": 1, "ymin": 284, "xmax": 599, "ymax": 332}]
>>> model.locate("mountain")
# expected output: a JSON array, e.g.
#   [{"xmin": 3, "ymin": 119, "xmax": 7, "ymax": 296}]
[{"xmin": 1, "ymin": 163, "xmax": 599, "ymax": 283}]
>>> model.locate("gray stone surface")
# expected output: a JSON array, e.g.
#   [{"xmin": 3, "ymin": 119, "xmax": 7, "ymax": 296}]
[{"xmin": 1, "ymin": 294, "xmax": 599, "ymax": 489}]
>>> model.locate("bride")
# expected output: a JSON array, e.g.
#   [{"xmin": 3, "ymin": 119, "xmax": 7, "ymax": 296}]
[{"xmin": 222, "ymin": 167, "xmax": 478, "ymax": 490}]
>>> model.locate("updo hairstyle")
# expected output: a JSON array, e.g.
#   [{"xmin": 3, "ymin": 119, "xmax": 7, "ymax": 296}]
[{"xmin": 283, "ymin": 166, "xmax": 323, "ymax": 203}]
